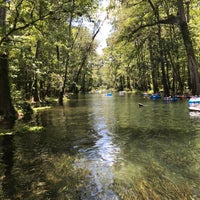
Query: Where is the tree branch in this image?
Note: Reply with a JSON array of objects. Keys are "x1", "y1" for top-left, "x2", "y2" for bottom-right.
[
  {"x1": 0, "y1": 11, "x2": 53, "y2": 45},
  {"x1": 0, "y1": 3, "x2": 71, "y2": 45},
  {"x1": 120, "y1": 15, "x2": 179, "y2": 42}
]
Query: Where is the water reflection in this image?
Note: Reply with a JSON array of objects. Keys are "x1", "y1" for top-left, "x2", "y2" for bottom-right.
[{"x1": 189, "y1": 111, "x2": 200, "y2": 118}]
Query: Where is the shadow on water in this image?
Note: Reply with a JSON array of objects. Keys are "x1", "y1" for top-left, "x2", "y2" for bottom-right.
[{"x1": 0, "y1": 94, "x2": 200, "y2": 199}]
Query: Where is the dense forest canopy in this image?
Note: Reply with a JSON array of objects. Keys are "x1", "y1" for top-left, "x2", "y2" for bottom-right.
[
  {"x1": 0, "y1": 0, "x2": 200, "y2": 122},
  {"x1": 104, "y1": 0, "x2": 200, "y2": 95}
]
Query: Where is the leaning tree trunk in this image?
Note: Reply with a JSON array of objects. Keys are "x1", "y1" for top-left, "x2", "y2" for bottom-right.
[{"x1": 177, "y1": 0, "x2": 200, "y2": 95}]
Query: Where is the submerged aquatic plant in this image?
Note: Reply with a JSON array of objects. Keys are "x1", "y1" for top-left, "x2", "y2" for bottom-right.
[
  {"x1": 45, "y1": 154, "x2": 91, "y2": 199},
  {"x1": 15, "y1": 125, "x2": 44, "y2": 134},
  {"x1": 113, "y1": 176, "x2": 193, "y2": 200},
  {"x1": 0, "y1": 143, "x2": 91, "y2": 200},
  {"x1": 113, "y1": 162, "x2": 195, "y2": 200},
  {"x1": 9, "y1": 153, "x2": 91, "y2": 200}
]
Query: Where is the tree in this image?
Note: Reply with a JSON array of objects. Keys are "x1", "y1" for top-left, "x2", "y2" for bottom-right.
[
  {"x1": 147, "y1": 0, "x2": 200, "y2": 95},
  {"x1": 176, "y1": 0, "x2": 200, "y2": 95},
  {"x1": 0, "y1": 0, "x2": 99, "y2": 120},
  {"x1": 105, "y1": 0, "x2": 200, "y2": 95},
  {"x1": 0, "y1": 0, "x2": 54, "y2": 122},
  {"x1": 0, "y1": 1, "x2": 17, "y2": 123}
]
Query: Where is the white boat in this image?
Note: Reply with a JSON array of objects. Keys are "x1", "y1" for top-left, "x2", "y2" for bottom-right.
[{"x1": 188, "y1": 97, "x2": 200, "y2": 111}]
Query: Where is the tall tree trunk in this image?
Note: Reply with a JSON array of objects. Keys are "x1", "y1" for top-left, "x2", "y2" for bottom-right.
[
  {"x1": 0, "y1": 3, "x2": 17, "y2": 124},
  {"x1": 58, "y1": 53, "x2": 69, "y2": 105},
  {"x1": 127, "y1": 76, "x2": 131, "y2": 90},
  {"x1": 58, "y1": 0, "x2": 74, "y2": 105},
  {"x1": 158, "y1": 30, "x2": 170, "y2": 96},
  {"x1": 0, "y1": 1, "x2": 6, "y2": 36},
  {"x1": 32, "y1": 76, "x2": 40, "y2": 102},
  {"x1": 177, "y1": 0, "x2": 200, "y2": 95},
  {"x1": 148, "y1": 37, "x2": 159, "y2": 93},
  {"x1": 0, "y1": 54, "x2": 17, "y2": 123},
  {"x1": 148, "y1": 0, "x2": 170, "y2": 96},
  {"x1": 118, "y1": 75, "x2": 124, "y2": 91},
  {"x1": 32, "y1": 40, "x2": 41, "y2": 102},
  {"x1": 80, "y1": 73, "x2": 86, "y2": 94}
]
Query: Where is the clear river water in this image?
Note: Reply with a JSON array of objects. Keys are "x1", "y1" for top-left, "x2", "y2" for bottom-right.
[{"x1": 0, "y1": 93, "x2": 200, "y2": 199}]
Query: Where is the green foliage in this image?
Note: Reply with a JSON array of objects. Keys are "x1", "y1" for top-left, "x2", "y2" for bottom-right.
[
  {"x1": 3, "y1": 0, "x2": 200, "y2": 102},
  {"x1": 0, "y1": 0, "x2": 100, "y2": 105},
  {"x1": 102, "y1": 0, "x2": 200, "y2": 94}
]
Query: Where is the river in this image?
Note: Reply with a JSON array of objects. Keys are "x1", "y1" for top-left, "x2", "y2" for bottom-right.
[{"x1": 0, "y1": 93, "x2": 200, "y2": 199}]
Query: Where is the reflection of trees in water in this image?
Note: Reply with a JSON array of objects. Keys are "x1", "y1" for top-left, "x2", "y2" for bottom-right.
[{"x1": 2, "y1": 135, "x2": 16, "y2": 198}]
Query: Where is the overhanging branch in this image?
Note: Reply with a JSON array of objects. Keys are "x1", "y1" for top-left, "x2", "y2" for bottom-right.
[{"x1": 120, "y1": 15, "x2": 179, "y2": 42}]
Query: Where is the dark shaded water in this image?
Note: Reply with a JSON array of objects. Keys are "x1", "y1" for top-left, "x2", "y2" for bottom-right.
[{"x1": 0, "y1": 93, "x2": 200, "y2": 199}]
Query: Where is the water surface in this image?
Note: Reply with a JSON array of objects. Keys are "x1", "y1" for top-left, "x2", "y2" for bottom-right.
[{"x1": 0, "y1": 93, "x2": 200, "y2": 199}]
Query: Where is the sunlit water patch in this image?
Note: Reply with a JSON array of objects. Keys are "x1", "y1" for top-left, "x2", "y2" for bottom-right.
[{"x1": 75, "y1": 95, "x2": 121, "y2": 199}]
